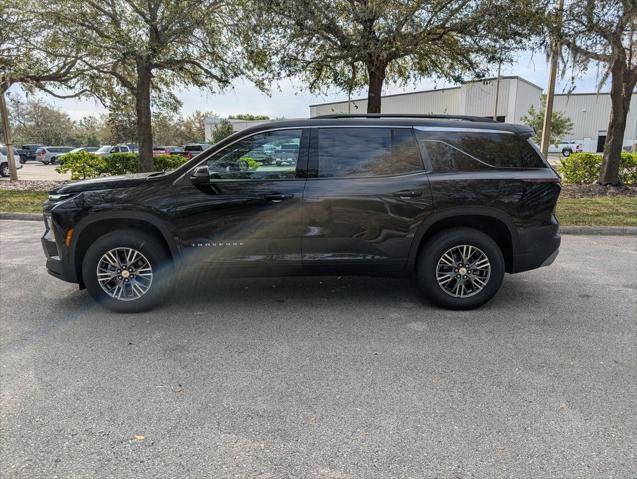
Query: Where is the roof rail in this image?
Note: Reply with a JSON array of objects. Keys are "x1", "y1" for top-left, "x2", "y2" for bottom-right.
[{"x1": 312, "y1": 113, "x2": 498, "y2": 123}]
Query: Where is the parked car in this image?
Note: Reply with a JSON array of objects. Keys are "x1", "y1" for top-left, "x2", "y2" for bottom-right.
[
  {"x1": 0, "y1": 146, "x2": 23, "y2": 177},
  {"x1": 42, "y1": 114, "x2": 561, "y2": 313},
  {"x1": 548, "y1": 141, "x2": 582, "y2": 157},
  {"x1": 153, "y1": 146, "x2": 192, "y2": 159},
  {"x1": 95, "y1": 145, "x2": 132, "y2": 157},
  {"x1": 183, "y1": 143, "x2": 211, "y2": 156},
  {"x1": 57, "y1": 147, "x2": 99, "y2": 162},
  {"x1": 36, "y1": 146, "x2": 74, "y2": 165},
  {"x1": 17, "y1": 144, "x2": 43, "y2": 163},
  {"x1": 68, "y1": 146, "x2": 99, "y2": 154}
]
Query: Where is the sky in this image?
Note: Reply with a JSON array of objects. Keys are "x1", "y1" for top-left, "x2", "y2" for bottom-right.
[{"x1": 8, "y1": 50, "x2": 608, "y2": 121}]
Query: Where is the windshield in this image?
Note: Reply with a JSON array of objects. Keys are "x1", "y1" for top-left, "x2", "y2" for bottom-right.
[{"x1": 96, "y1": 146, "x2": 112, "y2": 153}]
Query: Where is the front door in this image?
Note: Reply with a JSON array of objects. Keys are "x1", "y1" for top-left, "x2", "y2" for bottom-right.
[
  {"x1": 172, "y1": 128, "x2": 308, "y2": 275},
  {"x1": 302, "y1": 126, "x2": 433, "y2": 275}
]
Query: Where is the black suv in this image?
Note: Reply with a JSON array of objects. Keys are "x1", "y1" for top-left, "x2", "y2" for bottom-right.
[{"x1": 42, "y1": 115, "x2": 561, "y2": 312}]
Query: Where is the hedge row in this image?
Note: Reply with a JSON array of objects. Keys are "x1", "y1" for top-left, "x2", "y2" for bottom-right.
[
  {"x1": 56, "y1": 152, "x2": 188, "y2": 180},
  {"x1": 558, "y1": 152, "x2": 637, "y2": 185}
]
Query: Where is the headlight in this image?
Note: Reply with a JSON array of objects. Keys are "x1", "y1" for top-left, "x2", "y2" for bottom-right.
[{"x1": 48, "y1": 193, "x2": 74, "y2": 201}]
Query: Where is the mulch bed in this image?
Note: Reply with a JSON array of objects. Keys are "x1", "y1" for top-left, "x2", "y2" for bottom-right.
[{"x1": 560, "y1": 184, "x2": 637, "y2": 198}]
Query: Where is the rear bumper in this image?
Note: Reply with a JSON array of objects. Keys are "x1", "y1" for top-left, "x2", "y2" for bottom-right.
[{"x1": 511, "y1": 216, "x2": 561, "y2": 273}]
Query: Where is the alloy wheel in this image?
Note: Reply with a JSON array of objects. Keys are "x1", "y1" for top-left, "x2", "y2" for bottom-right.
[
  {"x1": 96, "y1": 247, "x2": 153, "y2": 301},
  {"x1": 435, "y1": 244, "x2": 491, "y2": 298}
]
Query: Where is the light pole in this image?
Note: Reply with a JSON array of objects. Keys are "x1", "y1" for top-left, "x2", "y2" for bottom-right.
[{"x1": 541, "y1": 0, "x2": 564, "y2": 157}]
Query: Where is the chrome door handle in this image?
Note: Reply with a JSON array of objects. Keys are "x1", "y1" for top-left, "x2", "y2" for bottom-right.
[
  {"x1": 393, "y1": 190, "x2": 422, "y2": 199},
  {"x1": 264, "y1": 193, "x2": 290, "y2": 203}
]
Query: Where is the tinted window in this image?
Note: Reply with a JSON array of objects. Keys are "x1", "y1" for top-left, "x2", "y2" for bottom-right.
[
  {"x1": 50, "y1": 147, "x2": 73, "y2": 153},
  {"x1": 317, "y1": 128, "x2": 422, "y2": 178},
  {"x1": 206, "y1": 129, "x2": 302, "y2": 180},
  {"x1": 520, "y1": 139, "x2": 547, "y2": 168},
  {"x1": 416, "y1": 130, "x2": 545, "y2": 172}
]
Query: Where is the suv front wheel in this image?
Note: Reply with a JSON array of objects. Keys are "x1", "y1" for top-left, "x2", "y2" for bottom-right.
[
  {"x1": 82, "y1": 229, "x2": 172, "y2": 313},
  {"x1": 417, "y1": 228, "x2": 505, "y2": 310}
]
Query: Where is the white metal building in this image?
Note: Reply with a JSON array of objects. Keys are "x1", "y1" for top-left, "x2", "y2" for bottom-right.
[
  {"x1": 309, "y1": 76, "x2": 637, "y2": 152},
  {"x1": 204, "y1": 117, "x2": 273, "y2": 142}
]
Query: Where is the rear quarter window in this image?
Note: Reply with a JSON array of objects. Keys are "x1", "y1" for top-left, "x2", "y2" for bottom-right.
[{"x1": 415, "y1": 129, "x2": 546, "y2": 172}]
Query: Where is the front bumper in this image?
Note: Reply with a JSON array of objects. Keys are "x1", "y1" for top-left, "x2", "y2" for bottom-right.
[
  {"x1": 41, "y1": 215, "x2": 77, "y2": 283},
  {"x1": 511, "y1": 216, "x2": 561, "y2": 273}
]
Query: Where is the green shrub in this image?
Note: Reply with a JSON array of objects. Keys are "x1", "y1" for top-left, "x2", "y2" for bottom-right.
[
  {"x1": 57, "y1": 152, "x2": 189, "y2": 179},
  {"x1": 106, "y1": 153, "x2": 138, "y2": 175},
  {"x1": 558, "y1": 152, "x2": 637, "y2": 185},
  {"x1": 56, "y1": 151, "x2": 108, "y2": 180},
  {"x1": 153, "y1": 154, "x2": 188, "y2": 171}
]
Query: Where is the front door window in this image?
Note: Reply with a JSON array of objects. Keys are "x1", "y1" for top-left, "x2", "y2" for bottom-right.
[{"x1": 206, "y1": 129, "x2": 303, "y2": 180}]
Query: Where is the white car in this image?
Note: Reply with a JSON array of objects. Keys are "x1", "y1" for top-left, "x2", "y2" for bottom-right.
[
  {"x1": 547, "y1": 141, "x2": 582, "y2": 157},
  {"x1": 95, "y1": 144, "x2": 132, "y2": 157},
  {"x1": 0, "y1": 146, "x2": 23, "y2": 177}
]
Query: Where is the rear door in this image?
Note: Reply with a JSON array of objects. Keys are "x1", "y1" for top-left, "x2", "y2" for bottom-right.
[
  {"x1": 171, "y1": 128, "x2": 309, "y2": 275},
  {"x1": 302, "y1": 126, "x2": 433, "y2": 274}
]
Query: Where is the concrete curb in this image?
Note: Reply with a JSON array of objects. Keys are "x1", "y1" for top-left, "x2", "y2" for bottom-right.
[
  {"x1": 560, "y1": 226, "x2": 637, "y2": 236},
  {"x1": 1, "y1": 212, "x2": 635, "y2": 235},
  {"x1": 0, "y1": 212, "x2": 42, "y2": 221}
]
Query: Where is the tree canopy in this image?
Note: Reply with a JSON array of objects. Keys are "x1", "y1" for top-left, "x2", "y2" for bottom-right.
[
  {"x1": 40, "y1": 0, "x2": 255, "y2": 170},
  {"x1": 257, "y1": 0, "x2": 548, "y2": 112}
]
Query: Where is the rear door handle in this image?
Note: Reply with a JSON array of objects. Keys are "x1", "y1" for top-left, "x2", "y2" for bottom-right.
[
  {"x1": 392, "y1": 190, "x2": 422, "y2": 199},
  {"x1": 264, "y1": 192, "x2": 292, "y2": 203}
]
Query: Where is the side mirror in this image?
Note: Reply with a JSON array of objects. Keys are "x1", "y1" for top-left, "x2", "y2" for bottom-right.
[{"x1": 190, "y1": 165, "x2": 210, "y2": 185}]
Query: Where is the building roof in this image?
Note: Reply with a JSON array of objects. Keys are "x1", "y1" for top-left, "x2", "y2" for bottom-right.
[{"x1": 309, "y1": 76, "x2": 544, "y2": 108}]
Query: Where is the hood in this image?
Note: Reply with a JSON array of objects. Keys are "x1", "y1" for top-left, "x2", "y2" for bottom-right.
[{"x1": 51, "y1": 172, "x2": 169, "y2": 195}]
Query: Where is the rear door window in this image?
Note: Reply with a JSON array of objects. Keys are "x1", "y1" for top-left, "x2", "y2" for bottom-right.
[
  {"x1": 316, "y1": 127, "x2": 423, "y2": 177},
  {"x1": 415, "y1": 129, "x2": 545, "y2": 172}
]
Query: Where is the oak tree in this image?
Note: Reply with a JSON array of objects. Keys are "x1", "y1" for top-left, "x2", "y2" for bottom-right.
[
  {"x1": 258, "y1": 0, "x2": 546, "y2": 113},
  {"x1": 559, "y1": 0, "x2": 637, "y2": 185},
  {"x1": 44, "y1": 0, "x2": 248, "y2": 171}
]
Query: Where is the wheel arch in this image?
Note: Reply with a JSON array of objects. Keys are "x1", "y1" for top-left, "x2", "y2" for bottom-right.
[
  {"x1": 70, "y1": 212, "x2": 179, "y2": 286},
  {"x1": 408, "y1": 208, "x2": 519, "y2": 273}
]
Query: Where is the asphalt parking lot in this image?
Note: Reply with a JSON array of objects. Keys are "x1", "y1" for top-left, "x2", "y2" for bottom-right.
[
  {"x1": 1, "y1": 220, "x2": 635, "y2": 478},
  {"x1": 0, "y1": 161, "x2": 71, "y2": 182}
]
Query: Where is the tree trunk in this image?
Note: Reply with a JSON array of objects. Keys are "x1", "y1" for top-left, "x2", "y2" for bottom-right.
[
  {"x1": 599, "y1": 58, "x2": 636, "y2": 185},
  {"x1": 366, "y1": 61, "x2": 386, "y2": 114},
  {"x1": 135, "y1": 61, "x2": 154, "y2": 173}
]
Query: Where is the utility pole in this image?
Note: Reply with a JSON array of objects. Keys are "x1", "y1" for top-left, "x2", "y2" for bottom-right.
[
  {"x1": 493, "y1": 61, "x2": 501, "y2": 121},
  {"x1": 0, "y1": 85, "x2": 18, "y2": 181},
  {"x1": 541, "y1": 0, "x2": 564, "y2": 157}
]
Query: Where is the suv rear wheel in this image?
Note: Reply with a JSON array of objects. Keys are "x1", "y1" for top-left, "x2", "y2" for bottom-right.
[
  {"x1": 82, "y1": 229, "x2": 172, "y2": 313},
  {"x1": 0, "y1": 163, "x2": 8, "y2": 177},
  {"x1": 417, "y1": 228, "x2": 505, "y2": 310}
]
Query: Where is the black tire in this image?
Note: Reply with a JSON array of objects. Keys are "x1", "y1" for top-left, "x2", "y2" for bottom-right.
[
  {"x1": 0, "y1": 163, "x2": 8, "y2": 177},
  {"x1": 50, "y1": 157, "x2": 57, "y2": 164},
  {"x1": 562, "y1": 148, "x2": 572, "y2": 157},
  {"x1": 82, "y1": 229, "x2": 173, "y2": 313},
  {"x1": 19, "y1": 157, "x2": 27, "y2": 164},
  {"x1": 416, "y1": 227, "x2": 505, "y2": 310},
  {"x1": 42, "y1": 161, "x2": 50, "y2": 165}
]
